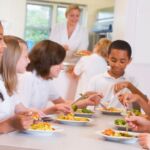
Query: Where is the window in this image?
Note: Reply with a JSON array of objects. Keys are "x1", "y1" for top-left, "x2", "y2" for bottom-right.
[
  {"x1": 56, "y1": 6, "x2": 67, "y2": 23},
  {"x1": 25, "y1": 3, "x2": 52, "y2": 48}
]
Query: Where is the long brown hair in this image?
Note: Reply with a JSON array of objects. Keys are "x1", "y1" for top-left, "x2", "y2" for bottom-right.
[{"x1": 0, "y1": 36, "x2": 22, "y2": 96}]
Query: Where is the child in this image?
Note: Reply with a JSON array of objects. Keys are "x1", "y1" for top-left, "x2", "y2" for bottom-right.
[
  {"x1": 87, "y1": 40, "x2": 143, "y2": 109},
  {"x1": 18, "y1": 40, "x2": 102, "y2": 114},
  {"x1": 0, "y1": 22, "x2": 33, "y2": 133},
  {"x1": 74, "y1": 38, "x2": 111, "y2": 99},
  {"x1": 0, "y1": 36, "x2": 31, "y2": 118}
]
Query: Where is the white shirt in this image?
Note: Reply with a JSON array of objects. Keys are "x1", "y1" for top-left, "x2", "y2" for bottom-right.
[
  {"x1": 50, "y1": 23, "x2": 89, "y2": 62},
  {"x1": 0, "y1": 79, "x2": 20, "y2": 120},
  {"x1": 74, "y1": 53, "x2": 107, "y2": 99},
  {"x1": 87, "y1": 71, "x2": 138, "y2": 108},
  {"x1": 17, "y1": 71, "x2": 60, "y2": 109}
]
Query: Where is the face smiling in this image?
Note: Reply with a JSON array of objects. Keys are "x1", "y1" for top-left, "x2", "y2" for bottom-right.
[
  {"x1": 66, "y1": 9, "x2": 80, "y2": 25},
  {"x1": 107, "y1": 49, "x2": 131, "y2": 78}
]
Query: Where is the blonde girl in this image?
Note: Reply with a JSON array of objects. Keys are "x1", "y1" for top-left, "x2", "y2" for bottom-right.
[{"x1": 0, "y1": 29, "x2": 33, "y2": 133}]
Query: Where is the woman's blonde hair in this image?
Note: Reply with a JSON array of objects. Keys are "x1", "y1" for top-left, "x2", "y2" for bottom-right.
[
  {"x1": 65, "y1": 4, "x2": 81, "y2": 16},
  {"x1": 0, "y1": 36, "x2": 22, "y2": 96},
  {"x1": 94, "y1": 38, "x2": 112, "y2": 60}
]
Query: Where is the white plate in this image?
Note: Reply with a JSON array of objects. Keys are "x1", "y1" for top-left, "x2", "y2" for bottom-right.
[
  {"x1": 100, "y1": 109, "x2": 122, "y2": 115},
  {"x1": 55, "y1": 117, "x2": 93, "y2": 126},
  {"x1": 96, "y1": 130, "x2": 138, "y2": 143},
  {"x1": 74, "y1": 112, "x2": 94, "y2": 118},
  {"x1": 115, "y1": 124, "x2": 132, "y2": 131},
  {"x1": 41, "y1": 114, "x2": 56, "y2": 121},
  {"x1": 23, "y1": 126, "x2": 63, "y2": 136}
]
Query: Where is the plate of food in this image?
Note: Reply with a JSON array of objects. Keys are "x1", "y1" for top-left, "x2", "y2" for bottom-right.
[
  {"x1": 100, "y1": 107, "x2": 122, "y2": 115},
  {"x1": 23, "y1": 122, "x2": 63, "y2": 136},
  {"x1": 74, "y1": 50, "x2": 91, "y2": 57},
  {"x1": 55, "y1": 114, "x2": 92, "y2": 126},
  {"x1": 121, "y1": 109, "x2": 142, "y2": 116},
  {"x1": 114, "y1": 119, "x2": 131, "y2": 131},
  {"x1": 96, "y1": 128, "x2": 138, "y2": 143},
  {"x1": 74, "y1": 108, "x2": 94, "y2": 118}
]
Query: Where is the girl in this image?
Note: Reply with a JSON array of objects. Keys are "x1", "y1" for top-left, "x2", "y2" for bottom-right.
[
  {"x1": 0, "y1": 22, "x2": 33, "y2": 133},
  {"x1": 74, "y1": 38, "x2": 111, "y2": 99},
  {"x1": 0, "y1": 36, "x2": 32, "y2": 117}
]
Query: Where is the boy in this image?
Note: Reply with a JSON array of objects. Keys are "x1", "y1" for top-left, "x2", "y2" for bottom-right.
[{"x1": 87, "y1": 40, "x2": 145, "y2": 109}]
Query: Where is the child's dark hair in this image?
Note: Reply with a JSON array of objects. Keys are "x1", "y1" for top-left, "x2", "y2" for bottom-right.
[
  {"x1": 108, "y1": 40, "x2": 132, "y2": 58},
  {"x1": 27, "y1": 40, "x2": 66, "y2": 78}
]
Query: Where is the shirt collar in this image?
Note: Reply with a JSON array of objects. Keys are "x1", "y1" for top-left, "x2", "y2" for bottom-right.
[{"x1": 103, "y1": 71, "x2": 128, "y2": 80}]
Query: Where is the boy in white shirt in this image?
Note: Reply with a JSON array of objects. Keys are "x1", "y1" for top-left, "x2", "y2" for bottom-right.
[{"x1": 88, "y1": 40, "x2": 146, "y2": 109}]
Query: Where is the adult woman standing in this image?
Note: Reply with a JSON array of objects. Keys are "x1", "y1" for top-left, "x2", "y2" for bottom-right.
[{"x1": 50, "y1": 4, "x2": 89, "y2": 63}]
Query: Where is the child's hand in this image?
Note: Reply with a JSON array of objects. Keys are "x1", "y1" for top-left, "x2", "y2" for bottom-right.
[
  {"x1": 77, "y1": 93, "x2": 103, "y2": 108},
  {"x1": 125, "y1": 116, "x2": 150, "y2": 132},
  {"x1": 139, "y1": 133, "x2": 150, "y2": 150},
  {"x1": 114, "y1": 81, "x2": 130, "y2": 93},
  {"x1": 54, "y1": 103, "x2": 72, "y2": 114},
  {"x1": 12, "y1": 111, "x2": 34, "y2": 130},
  {"x1": 87, "y1": 93, "x2": 103, "y2": 106},
  {"x1": 118, "y1": 93, "x2": 140, "y2": 107}
]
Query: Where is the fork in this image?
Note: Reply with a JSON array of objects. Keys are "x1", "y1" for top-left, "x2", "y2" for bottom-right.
[{"x1": 99, "y1": 102, "x2": 107, "y2": 110}]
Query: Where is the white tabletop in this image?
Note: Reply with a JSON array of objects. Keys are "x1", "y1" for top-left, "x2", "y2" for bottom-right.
[{"x1": 0, "y1": 113, "x2": 141, "y2": 150}]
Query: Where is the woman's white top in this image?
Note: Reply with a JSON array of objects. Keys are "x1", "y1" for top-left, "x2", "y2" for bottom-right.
[
  {"x1": 17, "y1": 71, "x2": 60, "y2": 109},
  {"x1": 0, "y1": 79, "x2": 20, "y2": 120},
  {"x1": 50, "y1": 23, "x2": 89, "y2": 62},
  {"x1": 87, "y1": 71, "x2": 138, "y2": 108},
  {"x1": 74, "y1": 53, "x2": 108, "y2": 99}
]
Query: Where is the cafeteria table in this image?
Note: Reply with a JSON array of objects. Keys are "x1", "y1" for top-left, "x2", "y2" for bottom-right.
[{"x1": 0, "y1": 113, "x2": 141, "y2": 150}]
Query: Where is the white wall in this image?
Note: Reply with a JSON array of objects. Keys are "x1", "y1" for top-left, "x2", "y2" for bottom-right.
[
  {"x1": 0, "y1": 0, "x2": 26, "y2": 37},
  {"x1": 113, "y1": 0, "x2": 150, "y2": 64},
  {"x1": 113, "y1": 0, "x2": 150, "y2": 97}
]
